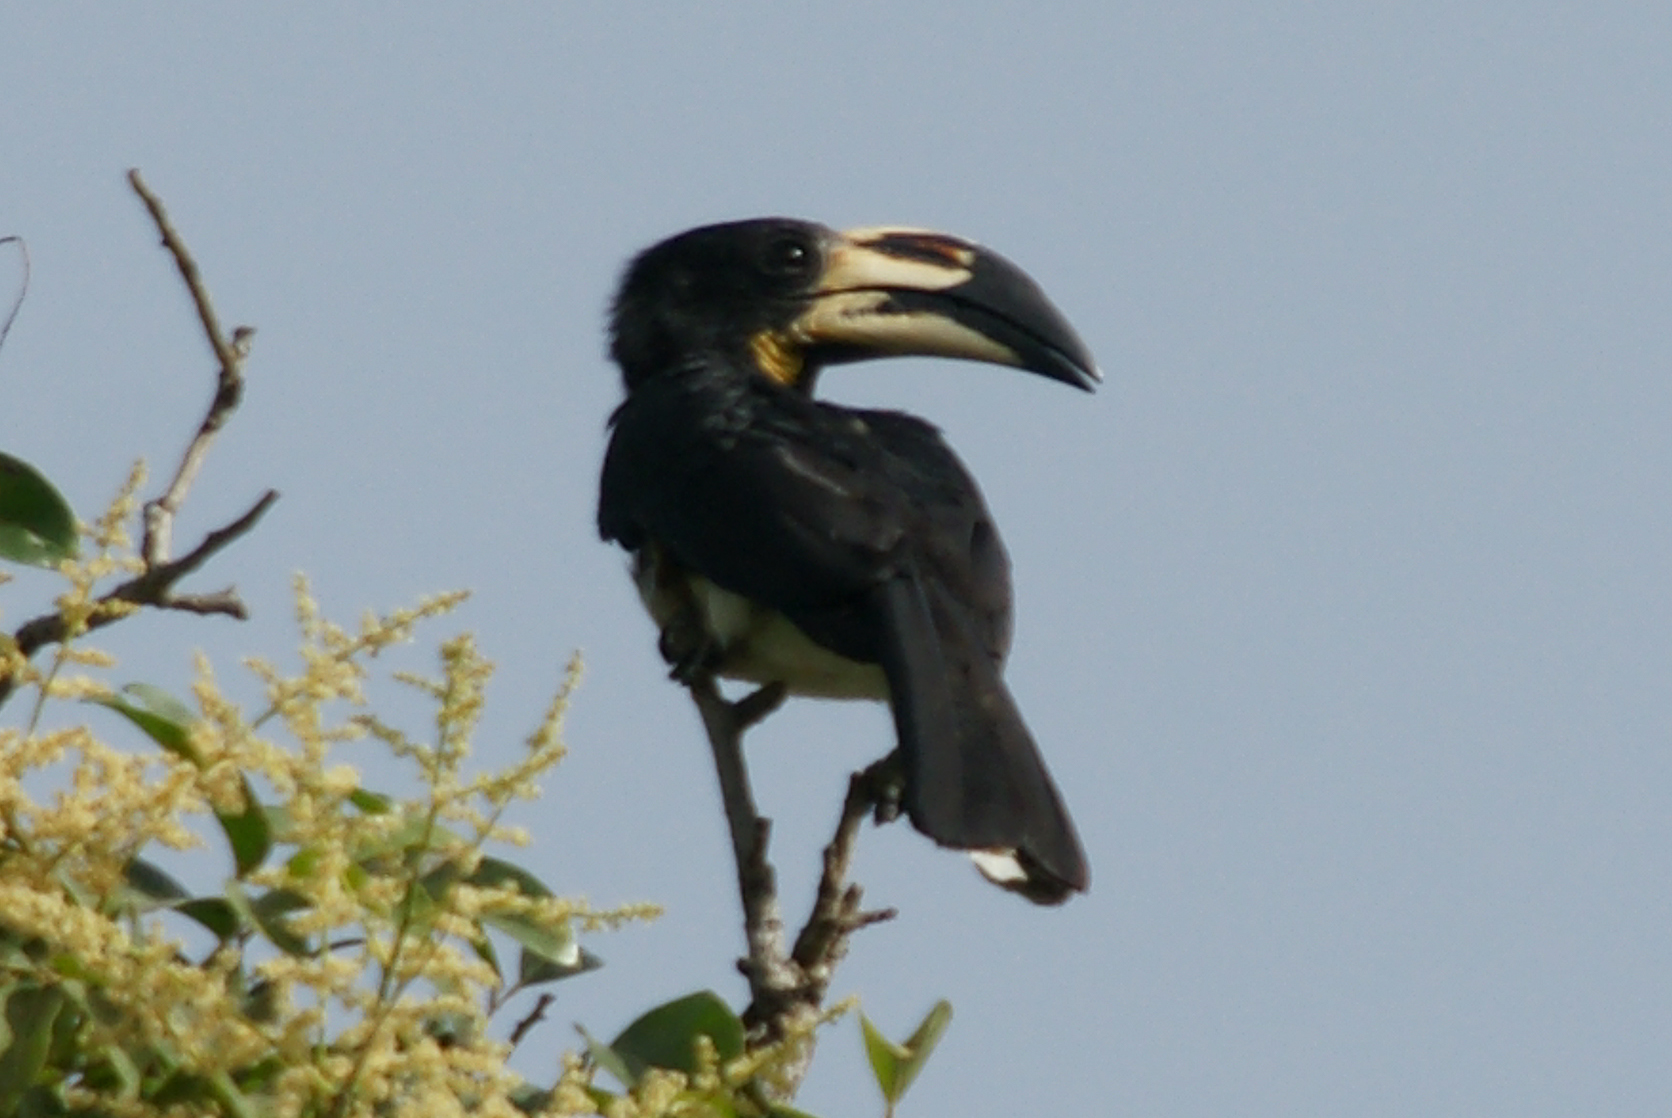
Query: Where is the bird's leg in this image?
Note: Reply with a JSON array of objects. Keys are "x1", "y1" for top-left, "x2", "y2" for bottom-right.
[
  {"x1": 857, "y1": 750, "x2": 906, "y2": 826},
  {"x1": 657, "y1": 598, "x2": 723, "y2": 684},
  {"x1": 637, "y1": 545, "x2": 725, "y2": 683},
  {"x1": 659, "y1": 626, "x2": 719, "y2": 683},
  {"x1": 730, "y1": 680, "x2": 786, "y2": 729}
]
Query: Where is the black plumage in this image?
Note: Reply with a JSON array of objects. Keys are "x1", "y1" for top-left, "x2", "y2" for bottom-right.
[{"x1": 598, "y1": 218, "x2": 1095, "y2": 902}]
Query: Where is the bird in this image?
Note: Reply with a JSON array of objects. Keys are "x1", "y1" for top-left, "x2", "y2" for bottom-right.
[{"x1": 597, "y1": 218, "x2": 1097, "y2": 903}]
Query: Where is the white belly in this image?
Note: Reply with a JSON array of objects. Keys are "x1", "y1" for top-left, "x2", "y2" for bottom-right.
[
  {"x1": 692, "y1": 578, "x2": 889, "y2": 700},
  {"x1": 633, "y1": 548, "x2": 887, "y2": 700}
]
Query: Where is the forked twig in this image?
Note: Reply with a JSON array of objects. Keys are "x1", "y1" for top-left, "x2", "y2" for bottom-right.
[
  {"x1": 684, "y1": 672, "x2": 897, "y2": 1080},
  {"x1": 0, "y1": 172, "x2": 276, "y2": 707}
]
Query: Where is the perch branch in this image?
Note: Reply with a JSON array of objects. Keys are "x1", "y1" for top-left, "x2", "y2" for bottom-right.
[
  {"x1": 683, "y1": 672, "x2": 897, "y2": 1071},
  {"x1": 687, "y1": 675, "x2": 798, "y2": 1016}
]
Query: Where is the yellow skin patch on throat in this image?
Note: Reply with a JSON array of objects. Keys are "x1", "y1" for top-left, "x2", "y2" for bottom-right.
[{"x1": 748, "y1": 330, "x2": 805, "y2": 387}]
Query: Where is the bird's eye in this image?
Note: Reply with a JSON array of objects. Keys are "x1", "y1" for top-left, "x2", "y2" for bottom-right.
[{"x1": 762, "y1": 235, "x2": 816, "y2": 278}]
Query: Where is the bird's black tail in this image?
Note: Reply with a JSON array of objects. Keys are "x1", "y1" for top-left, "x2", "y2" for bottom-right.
[{"x1": 876, "y1": 575, "x2": 1089, "y2": 904}]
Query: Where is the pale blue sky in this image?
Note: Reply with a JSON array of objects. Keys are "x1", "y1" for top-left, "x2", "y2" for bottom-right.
[{"x1": 5, "y1": 5, "x2": 1671, "y2": 1114}]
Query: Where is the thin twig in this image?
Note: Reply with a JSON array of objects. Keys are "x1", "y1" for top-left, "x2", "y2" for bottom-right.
[
  {"x1": 508, "y1": 993, "x2": 556, "y2": 1049},
  {"x1": 112, "y1": 487, "x2": 278, "y2": 612},
  {"x1": 791, "y1": 762, "x2": 899, "y2": 981},
  {"x1": 0, "y1": 235, "x2": 29, "y2": 356},
  {"x1": 127, "y1": 169, "x2": 254, "y2": 565},
  {"x1": 0, "y1": 490, "x2": 278, "y2": 707}
]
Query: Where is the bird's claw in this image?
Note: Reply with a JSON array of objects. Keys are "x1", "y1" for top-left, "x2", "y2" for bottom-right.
[
  {"x1": 659, "y1": 618, "x2": 720, "y2": 684},
  {"x1": 858, "y1": 753, "x2": 906, "y2": 825}
]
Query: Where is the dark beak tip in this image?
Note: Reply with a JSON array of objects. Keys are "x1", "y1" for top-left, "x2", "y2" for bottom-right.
[{"x1": 1054, "y1": 352, "x2": 1101, "y2": 392}]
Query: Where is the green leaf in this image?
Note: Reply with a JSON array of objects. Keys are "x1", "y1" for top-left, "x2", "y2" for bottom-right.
[
  {"x1": 149, "y1": 1069, "x2": 222, "y2": 1109},
  {"x1": 74, "y1": 1042, "x2": 142, "y2": 1095},
  {"x1": 91, "y1": 685, "x2": 272, "y2": 875},
  {"x1": 465, "y1": 855, "x2": 556, "y2": 897},
  {"x1": 175, "y1": 897, "x2": 241, "y2": 940},
  {"x1": 517, "y1": 944, "x2": 602, "y2": 987},
  {"x1": 394, "y1": 874, "x2": 439, "y2": 931},
  {"x1": 232, "y1": 1054, "x2": 286, "y2": 1094},
  {"x1": 241, "y1": 978, "x2": 279, "y2": 1024},
  {"x1": 0, "y1": 984, "x2": 65, "y2": 1114},
  {"x1": 860, "y1": 1000, "x2": 952, "y2": 1111},
  {"x1": 859, "y1": 1014, "x2": 897, "y2": 1100},
  {"x1": 899, "y1": 1000, "x2": 952, "y2": 1066},
  {"x1": 119, "y1": 857, "x2": 191, "y2": 909},
  {"x1": 207, "y1": 1067, "x2": 265, "y2": 1118},
  {"x1": 263, "y1": 803, "x2": 302, "y2": 845},
  {"x1": 348, "y1": 806, "x2": 463, "y2": 867},
  {"x1": 0, "y1": 452, "x2": 77, "y2": 567},
  {"x1": 226, "y1": 884, "x2": 311, "y2": 957},
  {"x1": 459, "y1": 856, "x2": 595, "y2": 982},
  {"x1": 120, "y1": 681, "x2": 196, "y2": 730},
  {"x1": 418, "y1": 861, "x2": 465, "y2": 900},
  {"x1": 468, "y1": 930, "x2": 502, "y2": 983},
  {"x1": 220, "y1": 801, "x2": 273, "y2": 878},
  {"x1": 508, "y1": 1083, "x2": 554, "y2": 1115},
  {"x1": 92, "y1": 686, "x2": 197, "y2": 763},
  {"x1": 609, "y1": 990, "x2": 745, "y2": 1081},
  {"x1": 43, "y1": 981, "x2": 87, "y2": 1074},
  {"x1": 250, "y1": 890, "x2": 313, "y2": 956},
  {"x1": 481, "y1": 910, "x2": 577, "y2": 970},
  {"x1": 348, "y1": 787, "x2": 393, "y2": 814},
  {"x1": 578, "y1": 1025, "x2": 636, "y2": 1090}
]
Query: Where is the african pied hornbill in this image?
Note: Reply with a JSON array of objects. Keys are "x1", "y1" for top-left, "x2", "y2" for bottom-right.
[{"x1": 598, "y1": 219, "x2": 1096, "y2": 903}]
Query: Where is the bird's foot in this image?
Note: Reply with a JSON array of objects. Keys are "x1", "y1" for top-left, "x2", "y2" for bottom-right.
[
  {"x1": 857, "y1": 752, "x2": 906, "y2": 826},
  {"x1": 659, "y1": 616, "x2": 721, "y2": 684}
]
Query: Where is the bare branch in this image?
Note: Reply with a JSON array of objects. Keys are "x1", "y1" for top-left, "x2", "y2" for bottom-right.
[
  {"x1": 1, "y1": 489, "x2": 278, "y2": 705},
  {"x1": 687, "y1": 676, "x2": 800, "y2": 1021},
  {"x1": 0, "y1": 175, "x2": 275, "y2": 708},
  {"x1": 116, "y1": 488, "x2": 279, "y2": 608},
  {"x1": 683, "y1": 671, "x2": 896, "y2": 1090},
  {"x1": 791, "y1": 762, "x2": 899, "y2": 982},
  {"x1": 127, "y1": 169, "x2": 255, "y2": 566}
]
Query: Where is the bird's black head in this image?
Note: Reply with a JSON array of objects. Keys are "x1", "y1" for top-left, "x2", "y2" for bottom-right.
[
  {"x1": 610, "y1": 219, "x2": 828, "y2": 390},
  {"x1": 609, "y1": 218, "x2": 1099, "y2": 394}
]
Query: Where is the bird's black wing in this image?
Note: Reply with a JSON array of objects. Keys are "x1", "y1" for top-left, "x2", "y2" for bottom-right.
[
  {"x1": 851, "y1": 408, "x2": 1015, "y2": 665},
  {"x1": 600, "y1": 369, "x2": 1087, "y2": 900},
  {"x1": 600, "y1": 372, "x2": 914, "y2": 655}
]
